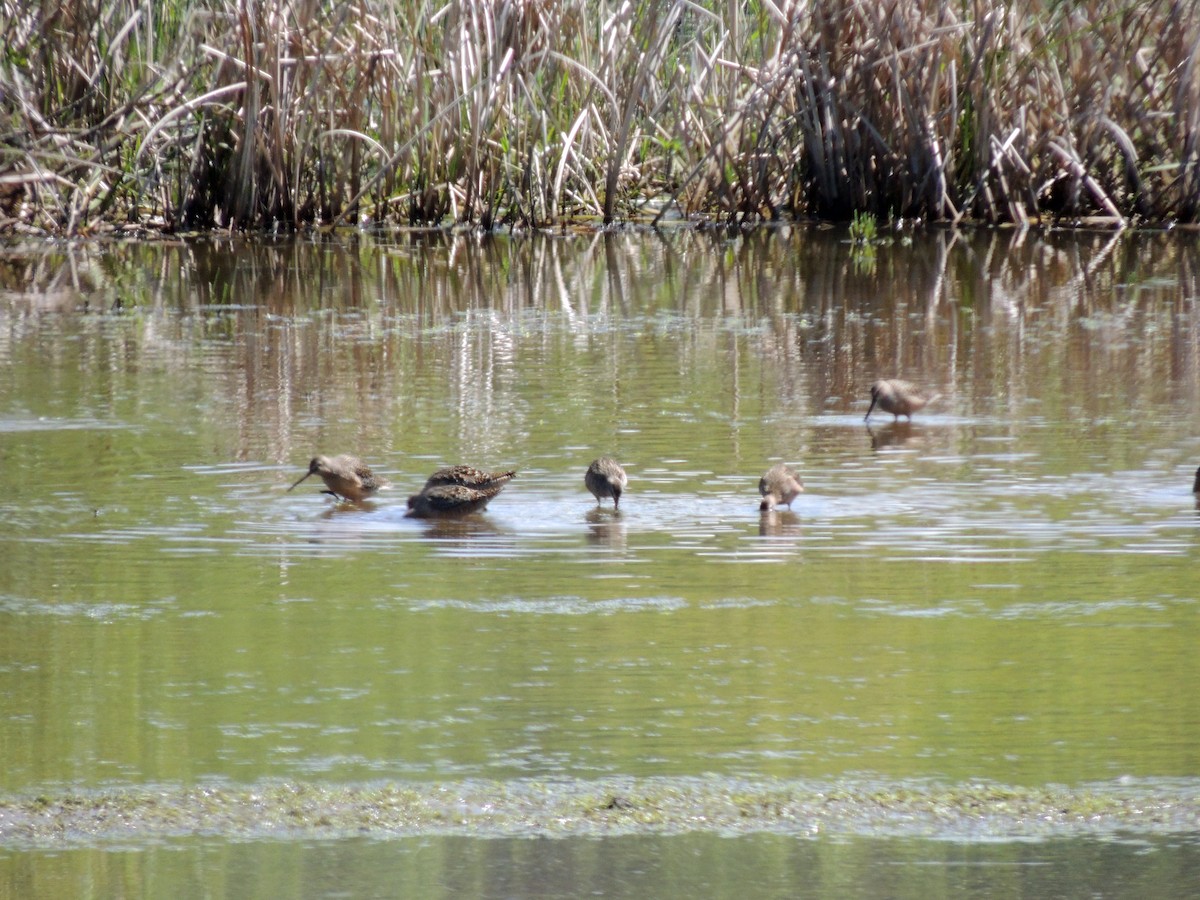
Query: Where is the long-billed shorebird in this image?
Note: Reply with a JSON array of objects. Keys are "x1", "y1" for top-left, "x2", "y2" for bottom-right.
[
  {"x1": 288, "y1": 454, "x2": 384, "y2": 502},
  {"x1": 405, "y1": 464, "x2": 516, "y2": 518},
  {"x1": 759, "y1": 463, "x2": 804, "y2": 511},
  {"x1": 585, "y1": 457, "x2": 628, "y2": 509},
  {"x1": 864, "y1": 379, "x2": 938, "y2": 421}
]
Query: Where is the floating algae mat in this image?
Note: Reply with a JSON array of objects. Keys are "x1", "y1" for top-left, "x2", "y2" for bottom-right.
[{"x1": 3, "y1": 778, "x2": 1200, "y2": 846}]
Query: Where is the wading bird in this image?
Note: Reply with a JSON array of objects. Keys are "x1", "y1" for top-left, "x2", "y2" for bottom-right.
[
  {"x1": 864, "y1": 379, "x2": 938, "y2": 421},
  {"x1": 585, "y1": 457, "x2": 628, "y2": 509},
  {"x1": 405, "y1": 465, "x2": 517, "y2": 518},
  {"x1": 421, "y1": 464, "x2": 516, "y2": 493},
  {"x1": 288, "y1": 454, "x2": 384, "y2": 502},
  {"x1": 406, "y1": 484, "x2": 501, "y2": 518},
  {"x1": 759, "y1": 463, "x2": 804, "y2": 512}
]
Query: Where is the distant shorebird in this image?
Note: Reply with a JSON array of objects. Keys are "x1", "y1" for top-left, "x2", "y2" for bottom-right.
[
  {"x1": 405, "y1": 464, "x2": 516, "y2": 518},
  {"x1": 288, "y1": 454, "x2": 384, "y2": 502},
  {"x1": 585, "y1": 457, "x2": 628, "y2": 509},
  {"x1": 1194, "y1": 467, "x2": 1200, "y2": 494},
  {"x1": 864, "y1": 379, "x2": 938, "y2": 421},
  {"x1": 759, "y1": 463, "x2": 804, "y2": 511}
]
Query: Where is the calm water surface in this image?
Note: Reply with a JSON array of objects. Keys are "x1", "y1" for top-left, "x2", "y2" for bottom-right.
[{"x1": 1, "y1": 228, "x2": 1199, "y2": 896}]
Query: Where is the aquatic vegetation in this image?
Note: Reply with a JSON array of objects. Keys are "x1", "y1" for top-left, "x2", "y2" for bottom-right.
[
  {"x1": 3, "y1": 778, "x2": 1199, "y2": 845},
  {"x1": 848, "y1": 210, "x2": 880, "y2": 272},
  {"x1": 1, "y1": 1, "x2": 1197, "y2": 234},
  {"x1": 848, "y1": 211, "x2": 878, "y2": 246}
]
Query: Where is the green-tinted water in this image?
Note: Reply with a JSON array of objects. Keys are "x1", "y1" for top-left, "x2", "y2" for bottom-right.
[
  {"x1": 4, "y1": 833, "x2": 1199, "y2": 899},
  {"x1": 1, "y1": 228, "x2": 1198, "y2": 895}
]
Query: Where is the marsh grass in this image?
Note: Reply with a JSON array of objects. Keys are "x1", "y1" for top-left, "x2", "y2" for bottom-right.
[{"x1": 1, "y1": 0, "x2": 1197, "y2": 234}]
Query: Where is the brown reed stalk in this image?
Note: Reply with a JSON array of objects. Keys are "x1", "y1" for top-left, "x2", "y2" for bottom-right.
[{"x1": 1, "y1": 0, "x2": 1198, "y2": 233}]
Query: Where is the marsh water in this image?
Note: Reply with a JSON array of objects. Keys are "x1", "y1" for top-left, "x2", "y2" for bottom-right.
[{"x1": 1, "y1": 227, "x2": 1199, "y2": 897}]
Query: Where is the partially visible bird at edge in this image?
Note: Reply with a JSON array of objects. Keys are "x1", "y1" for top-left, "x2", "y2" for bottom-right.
[
  {"x1": 864, "y1": 379, "x2": 939, "y2": 421},
  {"x1": 759, "y1": 463, "x2": 804, "y2": 512},
  {"x1": 288, "y1": 454, "x2": 385, "y2": 502},
  {"x1": 585, "y1": 457, "x2": 628, "y2": 509}
]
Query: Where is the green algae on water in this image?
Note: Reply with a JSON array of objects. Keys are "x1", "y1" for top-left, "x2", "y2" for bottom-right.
[{"x1": 3, "y1": 778, "x2": 1199, "y2": 847}]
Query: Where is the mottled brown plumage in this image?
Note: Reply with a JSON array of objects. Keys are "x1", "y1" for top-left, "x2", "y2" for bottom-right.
[
  {"x1": 406, "y1": 483, "x2": 498, "y2": 518},
  {"x1": 422, "y1": 464, "x2": 516, "y2": 493},
  {"x1": 865, "y1": 379, "x2": 938, "y2": 421},
  {"x1": 404, "y1": 463, "x2": 516, "y2": 518},
  {"x1": 759, "y1": 463, "x2": 804, "y2": 511},
  {"x1": 288, "y1": 454, "x2": 383, "y2": 502},
  {"x1": 585, "y1": 457, "x2": 628, "y2": 509}
]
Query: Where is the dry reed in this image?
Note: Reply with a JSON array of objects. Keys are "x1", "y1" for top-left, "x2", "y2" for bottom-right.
[{"x1": 0, "y1": 0, "x2": 1196, "y2": 234}]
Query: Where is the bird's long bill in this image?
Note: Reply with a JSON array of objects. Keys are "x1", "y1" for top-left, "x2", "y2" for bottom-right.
[
  {"x1": 864, "y1": 395, "x2": 878, "y2": 421},
  {"x1": 287, "y1": 471, "x2": 313, "y2": 492}
]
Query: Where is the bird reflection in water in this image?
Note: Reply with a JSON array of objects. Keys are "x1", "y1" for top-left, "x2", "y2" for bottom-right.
[
  {"x1": 866, "y1": 420, "x2": 921, "y2": 451},
  {"x1": 759, "y1": 508, "x2": 803, "y2": 537},
  {"x1": 414, "y1": 515, "x2": 501, "y2": 542},
  {"x1": 316, "y1": 499, "x2": 381, "y2": 518},
  {"x1": 585, "y1": 506, "x2": 627, "y2": 549}
]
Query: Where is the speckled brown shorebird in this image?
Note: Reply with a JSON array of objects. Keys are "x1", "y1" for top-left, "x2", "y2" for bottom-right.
[
  {"x1": 288, "y1": 454, "x2": 384, "y2": 502},
  {"x1": 406, "y1": 484, "x2": 501, "y2": 518},
  {"x1": 864, "y1": 379, "x2": 938, "y2": 421},
  {"x1": 404, "y1": 464, "x2": 517, "y2": 518},
  {"x1": 759, "y1": 463, "x2": 804, "y2": 511},
  {"x1": 421, "y1": 464, "x2": 517, "y2": 493},
  {"x1": 585, "y1": 457, "x2": 628, "y2": 509}
]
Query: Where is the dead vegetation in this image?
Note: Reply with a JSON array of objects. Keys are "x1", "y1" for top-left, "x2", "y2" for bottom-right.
[{"x1": 1, "y1": 0, "x2": 1196, "y2": 234}]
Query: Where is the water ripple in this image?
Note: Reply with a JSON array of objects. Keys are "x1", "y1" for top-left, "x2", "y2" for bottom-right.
[{"x1": 408, "y1": 596, "x2": 689, "y2": 615}]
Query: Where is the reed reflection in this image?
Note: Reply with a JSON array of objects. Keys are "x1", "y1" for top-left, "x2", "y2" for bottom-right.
[{"x1": 2, "y1": 228, "x2": 1198, "y2": 499}]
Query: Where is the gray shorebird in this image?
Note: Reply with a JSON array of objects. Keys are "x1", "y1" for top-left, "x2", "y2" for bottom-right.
[
  {"x1": 864, "y1": 379, "x2": 938, "y2": 421},
  {"x1": 288, "y1": 454, "x2": 383, "y2": 502},
  {"x1": 585, "y1": 457, "x2": 628, "y2": 509},
  {"x1": 759, "y1": 463, "x2": 804, "y2": 511}
]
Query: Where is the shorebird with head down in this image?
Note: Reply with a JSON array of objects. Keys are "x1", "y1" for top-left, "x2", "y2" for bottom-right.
[
  {"x1": 405, "y1": 465, "x2": 517, "y2": 518},
  {"x1": 759, "y1": 463, "x2": 804, "y2": 512},
  {"x1": 288, "y1": 454, "x2": 385, "y2": 502},
  {"x1": 585, "y1": 457, "x2": 628, "y2": 509},
  {"x1": 864, "y1": 379, "x2": 938, "y2": 421}
]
